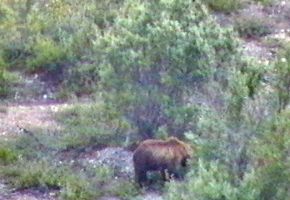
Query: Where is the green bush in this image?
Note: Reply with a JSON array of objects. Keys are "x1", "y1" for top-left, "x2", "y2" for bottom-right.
[
  {"x1": 27, "y1": 37, "x2": 67, "y2": 72},
  {"x1": 166, "y1": 158, "x2": 289, "y2": 200},
  {"x1": 275, "y1": 43, "x2": 290, "y2": 112},
  {"x1": 166, "y1": 161, "x2": 238, "y2": 200},
  {"x1": 190, "y1": 107, "x2": 228, "y2": 161},
  {"x1": 59, "y1": 165, "x2": 115, "y2": 200},
  {"x1": 97, "y1": 0, "x2": 244, "y2": 139},
  {"x1": 227, "y1": 71, "x2": 249, "y2": 121},
  {"x1": 0, "y1": 159, "x2": 63, "y2": 190},
  {"x1": 60, "y1": 173, "x2": 101, "y2": 200},
  {"x1": 247, "y1": 110, "x2": 290, "y2": 199},
  {"x1": 235, "y1": 17, "x2": 272, "y2": 39},
  {"x1": 205, "y1": 0, "x2": 242, "y2": 13},
  {"x1": 56, "y1": 102, "x2": 132, "y2": 148},
  {"x1": 107, "y1": 180, "x2": 139, "y2": 200},
  {"x1": 93, "y1": 166, "x2": 114, "y2": 184},
  {"x1": 0, "y1": 57, "x2": 8, "y2": 96},
  {"x1": 0, "y1": 1, "x2": 29, "y2": 68},
  {"x1": 236, "y1": 169, "x2": 261, "y2": 200},
  {"x1": 14, "y1": 160, "x2": 62, "y2": 189},
  {"x1": 0, "y1": 54, "x2": 20, "y2": 97},
  {"x1": 11, "y1": 132, "x2": 52, "y2": 160},
  {"x1": 0, "y1": 0, "x2": 124, "y2": 96},
  {"x1": 254, "y1": 0, "x2": 276, "y2": 6},
  {"x1": 0, "y1": 156, "x2": 116, "y2": 199},
  {"x1": 61, "y1": 61, "x2": 99, "y2": 97},
  {"x1": 0, "y1": 148, "x2": 17, "y2": 165}
]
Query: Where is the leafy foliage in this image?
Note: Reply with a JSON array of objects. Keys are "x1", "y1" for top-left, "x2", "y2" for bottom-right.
[
  {"x1": 0, "y1": 0, "x2": 125, "y2": 95},
  {"x1": 246, "y1": 110, "x2": 290, "y2": 200},
  {"x1": 235, "y1": 17, "x2": 272, "y2": 39},
  {"x1": 97, "y1": 0, "x2": 244, "y2": 139},
  {"x1": 0, "y1": 148, "x2": 17, "y2": 165},
  {"x1": 56, "y1": 102, "x2": 132, "y2": 148},
  {"x1": 254, "y1": 0, "x2": 276, "y2": 6},
  {"x1": 60, "y1": 61, "x2": 99, "y2": 97},
  {"x1": 0, "y1": 56, "x2": 8, "y2": 97},
  {"x1": 205, "y1": 0, "x2": 242, "y2": 13},
  {"x1": 275, "y1": 44, "x2": 290, "y2": 112},
  {"x1": 26, "y1": 37, "x2": 67, "y2": 72},
  {"x1": 166, "y1": 161, "x2": 238, "y2": 200}
]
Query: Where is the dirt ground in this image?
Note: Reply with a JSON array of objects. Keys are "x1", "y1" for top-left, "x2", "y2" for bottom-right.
[{"x1": 0, "y1": 103, "x2": 67, "y2": 137}]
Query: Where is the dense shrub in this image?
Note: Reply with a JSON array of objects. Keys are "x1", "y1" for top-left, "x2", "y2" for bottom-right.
[
  {"x1": 13, "y1": 160, "x2": 62, "y2": 189},
  {"x1": 107, "y1": 180, "x2": 139, "y2": 199},
  {"x1": 60, "y1": 61, "x2": 99, "y2": 97},
  {"x1": 0, "y1": 57, "x2": 8, "y2": 96},
  {"x1": 166, "y1": 161, "x2": 238, "y2": 200},
  {"x1": 275, "y1": 43, "x2": 290, "y2": 112},
  {"x1": 60, "y1": 173, "x2": 101, "y2": 200},
  {"x1": 248, "y1": 110, "x2": 290, "y2": 199},
  {"x1": 26, "y1": 37, "x2": 67, "y2": 72},
  {"x1": 0, "y1": 0, "x2": 125, "y2": 95},
  {"x1": 235, "y1": 17, "x2": 272, "y2": 39},
  {"x1": 165, "y1": 90, "x2": 290, "y2": 199},
  {"x1": 0, "y1": 148, "x2": 17, "y2": 165},
  {"x1": 254, "y1": 0, "x2": 276, "y2": 6},
  {"x1": 56, "y1": 102, "x2": 132, "y2": 148},
  {"x1": 97, "y1": 0, "x2": 246, "y2": 139},
  {"x1": 0, "y1": 54, "x2": 20, "y2": 97},
  {"x1": 205, "y1": 0, "x2": 242, "y2": 13}
]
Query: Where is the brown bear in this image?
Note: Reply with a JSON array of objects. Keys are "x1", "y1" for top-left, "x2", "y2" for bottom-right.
[{"x1": 133, "y1": 137, "x2": 192, "y2": 186}]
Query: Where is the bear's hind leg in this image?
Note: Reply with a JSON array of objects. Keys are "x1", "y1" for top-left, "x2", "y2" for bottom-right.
[{"x1": 135, "y1": 169, "x2": 147, "y2": 187}]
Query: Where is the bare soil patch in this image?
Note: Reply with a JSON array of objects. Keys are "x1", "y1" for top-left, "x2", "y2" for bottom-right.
[{"x1": 0, "y1": 102, "x2": 70, "y2": 138}]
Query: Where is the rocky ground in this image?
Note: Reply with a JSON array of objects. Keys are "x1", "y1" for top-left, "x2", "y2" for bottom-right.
[
  {"x1": 0, "y1": 103, "x2": 161, "y2": 199},
  {"x1": 0, "y1": 146, "x2": 162, "y2": 200},
  {"x1": 216, "y1": 1, "x2": 290, "y2": 61}
]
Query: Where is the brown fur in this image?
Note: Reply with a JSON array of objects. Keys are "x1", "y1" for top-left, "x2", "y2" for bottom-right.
[{"x1": 133, "y1": 137, "x2": 192, "y2": 186}]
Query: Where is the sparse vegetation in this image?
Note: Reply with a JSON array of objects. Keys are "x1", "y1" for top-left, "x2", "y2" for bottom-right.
[{"x1": 0, "y1": 133, "x2": 136, "y2": 199}]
